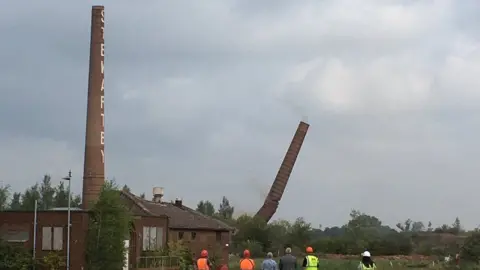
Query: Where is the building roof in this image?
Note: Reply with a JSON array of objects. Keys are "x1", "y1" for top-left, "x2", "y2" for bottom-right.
[
  {"x1": 49, "y1": 207, "x2": 83, "y2": 211},
  {"x1": 120, "y1": 190, "x2": 233, "y2": 232}
]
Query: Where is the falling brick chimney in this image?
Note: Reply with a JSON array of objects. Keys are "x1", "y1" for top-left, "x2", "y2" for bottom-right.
[
  {"x1": 82, "y1": 6, "x2": 106, "y2": 210},
  {"x1": 254, "y1": 121, "x2": 310, "y2": 222}
]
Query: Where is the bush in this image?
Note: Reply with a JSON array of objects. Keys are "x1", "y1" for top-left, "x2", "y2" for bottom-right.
[
  {"x1": 42, "y1": 252, "x2": 65, "y2": 270},
  {"x1": 0, "y1": 240, "x2": 33, "y2": 270},
  {"x1": 462, "y1": 232, "x2": 480, "y2": 264},
  {"x1": 167, "y1": 240, "x2": 194, "y2": 268}
]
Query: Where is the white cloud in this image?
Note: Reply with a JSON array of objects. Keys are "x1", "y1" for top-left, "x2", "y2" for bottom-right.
[
  {"x1": 284, "y1": 54, "x2": 435, "y2": 112},
  {"x1": 437, "y1": 37, "x2": 480, "y2": 101},
  {"x1": 282, "y1": 34, "x2": 480, "y2": 113}
]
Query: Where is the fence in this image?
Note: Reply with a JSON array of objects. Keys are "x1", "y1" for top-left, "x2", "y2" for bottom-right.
[{"x1": 135, "y1": 255, "x2": 181, "y2": 270}]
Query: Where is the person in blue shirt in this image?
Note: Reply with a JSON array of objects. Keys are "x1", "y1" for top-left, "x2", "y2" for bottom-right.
[{"x1": 262, "y1": 252, "x2": 278, "y2": 270}]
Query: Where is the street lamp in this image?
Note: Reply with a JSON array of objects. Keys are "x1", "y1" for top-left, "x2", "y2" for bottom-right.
[{"x1": 62, "y1": 170, "x2": 72, "y2": 270}]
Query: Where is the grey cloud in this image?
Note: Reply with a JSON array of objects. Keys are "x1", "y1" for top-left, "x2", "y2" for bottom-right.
[{"x1": 2, "y1": 0, "x2": 480, "y2": 229}]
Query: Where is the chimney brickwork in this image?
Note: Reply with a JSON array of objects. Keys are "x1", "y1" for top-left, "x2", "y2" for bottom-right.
[
  {"x1": 255, "y1": 121, "x2": 310, "y2": 222},
  {"x1": 82, "y1": 6, "x2": 105, "y2": 209}
]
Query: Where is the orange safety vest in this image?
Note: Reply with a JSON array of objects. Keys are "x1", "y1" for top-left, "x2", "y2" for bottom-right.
[
  {"x1": 197, "y1": 258, "x2": 210, "y2": 270},
  {"x1": 240, "y1": 258, "x2": 255, "y2": 270}
]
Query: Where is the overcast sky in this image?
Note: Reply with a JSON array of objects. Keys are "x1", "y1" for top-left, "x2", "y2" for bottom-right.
[{"x1": 2, "y1": 0, "x2": 480, "y2": 229}]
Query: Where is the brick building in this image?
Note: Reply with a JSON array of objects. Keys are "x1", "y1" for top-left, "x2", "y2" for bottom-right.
[
  {"x1": 0, "y1": 189, "x2": 232, "y2": 270},
  {"x1": 122, "y1": 189, "x2": 233, "y2": 262},
  {"x1": 0, "y1": 209, "x2": 90, "y2": 268}
]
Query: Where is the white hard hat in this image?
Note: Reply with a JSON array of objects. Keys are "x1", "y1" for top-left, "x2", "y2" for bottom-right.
[{"x1": 362, "y1": 251, "x2": 371, "y2": 257}]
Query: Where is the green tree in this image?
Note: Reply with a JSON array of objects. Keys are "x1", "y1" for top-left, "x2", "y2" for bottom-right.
[
  {"x1": 396, "y1": 219, "x2": 412, "y2": 232},
  {"x1": 39, "y1": 175, "x2": 55, "y2": 210},
  {"x1": 396, "y1": 219, "x2": 424, "y2": 232},
  {"x1": 0, "y1": 185, "x2": 10, "y2": 210},
  {"x1": 71, "y1": 194, "x2": 81, "y2": 208},
  {"x1": 343, "y1": 210, "x2": 394, "y2": 254},
  {"x1": 53, "y1": 181, "x2": 69, "y2": 207},
  {"x1": 288, "y1": 217, "x2": 312, "y2": 249},
  {"x1": 233, "y1": 214, "x2": 270, "y2": 252},
  {"x1": 347, "y1": 209, "x2": 382, "y2": 229},
  {"x1": 20, "y1": 184, "x2": 40, "y2": 210},
  {"x1": 85, "y1": 180, "x2": 132, "y2": 270},
  {"x1": 217, "y1": 196, "x2": 234, "y2": 220},
  {"x1": 451, "y1": 217, "x2": 462, "y2": 235},
  {"x1": 53, "y1": 181, "x2": 81, "y2": 208},
  {"x1": 196, "y1": 200, "x2": 215, "y2": 216},
  {"x1": 411, "y1": 221, "x2": 425, "y2": 232},
  {"x1": 268, "y1": 219, "x2": 291, "y2": 254},
  {"x1": 9, "y1": 192, "x2": 21, "y2": 210}
]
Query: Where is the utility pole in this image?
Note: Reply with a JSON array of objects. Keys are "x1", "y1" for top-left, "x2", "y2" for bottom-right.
[
  {"x1": 62, "y1": 170, "x2": 72, "y2": 270},
  {"x1": 33, "y1": 200, "x2": 38, "y2": 270}
]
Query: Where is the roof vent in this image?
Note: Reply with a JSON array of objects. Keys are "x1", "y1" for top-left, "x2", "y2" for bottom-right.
[
  {"x1": 174, "y1": 198, "x2": 183, "y2": 207},
  {"x1": 152, "y1": 187, "x2": 164, "y2": 203}
]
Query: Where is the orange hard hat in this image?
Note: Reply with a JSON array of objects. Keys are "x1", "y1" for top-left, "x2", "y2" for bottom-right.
[
  {"x1": 201, "y1": 250, "x2": 208, "y2": 257},
  {"x1": 243, "y1": 249, "x2": 251, "y2": 257},
  {"x1": 306, "y1": 246, "x2": 313, "y2": 253}
]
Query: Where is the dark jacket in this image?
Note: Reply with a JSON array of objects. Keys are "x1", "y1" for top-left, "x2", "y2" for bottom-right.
[{"x1": 279, "y1": 254, "x2": 297, "y2": 270}]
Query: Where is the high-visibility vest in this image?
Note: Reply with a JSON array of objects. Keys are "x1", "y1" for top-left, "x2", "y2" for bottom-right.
[
  {"x1": 240, "y1": 258, "x2": 255, "y2": 270},
  {"x1": 361, "y1": 263, "x2": 375, "y2": 270},
  {"x1": 305, "y1": 255, "x2": 318, "y2": 270},
  {"x1": 197, "y1": 258, "x2": 209, "y2": 270}
]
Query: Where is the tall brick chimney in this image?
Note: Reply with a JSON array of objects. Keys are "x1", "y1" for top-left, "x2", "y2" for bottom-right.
[
  {"x1": 255, "y1": 121, "x2": 310, "y2": 222},
  {"x1": 82, "y1": 6, "x2": 105, "y2": 209}
]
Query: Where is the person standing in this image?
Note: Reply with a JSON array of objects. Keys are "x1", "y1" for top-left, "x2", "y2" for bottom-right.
[
  {"x1": 262, "y1": 252, "x2": 277, "y2": 270},
  {"x1": 240, "y1": 249, "x2": 255, "y2": 270},
  {"x1": 279, "y1": 247, "x2": 297, "y2": 270},
  {"x1": 196, "y1": 250, "x2": 213, "y2": 270},
  {"x1": 302, "y1": 247, "x2": 319, "y2": 270},
  {"x1": 357, "y1": 251, "x2": 376, "y2": 270}
]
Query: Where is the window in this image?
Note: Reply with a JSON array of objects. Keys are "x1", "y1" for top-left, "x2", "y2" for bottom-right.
[
  {"x1": 42, "y1": 226, "x2": 64, "y2": 251},
  {"x1": 0, "y1": 230, "x2": 29, "y2": 243},
  {"x1": 216, "y1": 232, "x2": 222, "y2": 242},
  {"x1": 142, "y1": 226, "x2": 163, "y2": 251},
  {"x1": 191, "y1": 232, "x2": 196, "y2": 240},
  {"x1": 53, "y1": 227, "x2": 63, "y2": 250},
  {"x1": 178, "y1": 232, "x2": 184, "y2": 240},
  {"x1": 42, "y1": 227, "x2": 52, "y2": 250}
]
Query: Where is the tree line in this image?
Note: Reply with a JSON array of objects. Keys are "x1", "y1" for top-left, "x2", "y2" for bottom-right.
[
  {"x1": 0, "y1": 174, "x2": 81, "y2": 211},
  {"x1": 195, "y1": 198, "x2": 468, "y2": 257},
  {"x1": 0, "y1": 178, "x2": 475, "y2": 260}
]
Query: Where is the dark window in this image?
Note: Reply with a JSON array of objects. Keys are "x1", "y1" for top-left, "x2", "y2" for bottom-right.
[
  {"x1": 191, "y1": 232, "x2": 197, "y2": 240},
  {"x1": 216, "y1": 232, "x2": 221, "y2": 242},
  {"x1": 178, "y1": 231, "x2": 184, "y2": 240}
]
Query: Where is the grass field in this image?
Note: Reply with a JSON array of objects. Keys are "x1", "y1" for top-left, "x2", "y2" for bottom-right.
[{"x1": 227, "y1": 257, "x2": 445, "y2": 270}]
